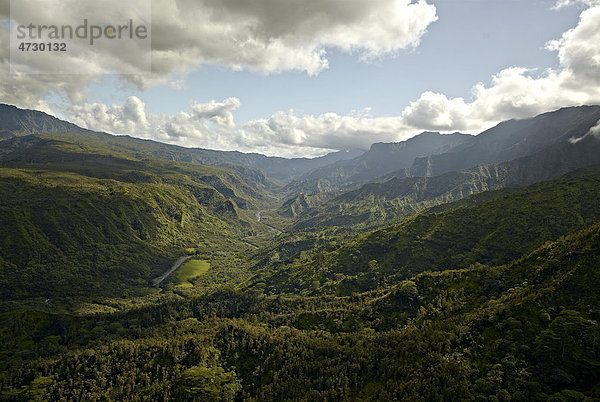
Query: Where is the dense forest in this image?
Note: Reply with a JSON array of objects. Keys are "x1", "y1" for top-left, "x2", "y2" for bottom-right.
[{"x1": 1, "y1": 105, "x2": 599, "y2": 400}]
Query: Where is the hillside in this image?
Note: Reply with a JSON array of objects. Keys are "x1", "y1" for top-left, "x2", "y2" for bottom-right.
[
  {"x1": 0, "y1": 135, "x2": 275, "y2": 308},
  {"x1": 1, "y1": 222, "x2": 598, "y2": 400},
  {"x1": 289, "y1": 133, "x2": 600, "y2": 230},
  {"x1": 248, "y1": 166, "x2": 600, "y2": 295},
  {"x1": 1, "y1": 105, "x2": 600, "y2": 400},
  {"x1": 0, "y1": 135, "x2": 272, "y2": 209},
  {"x1": 0, "y1": 104, "x2": 362, "y2": 183},
  {"x1": 285, "y1": 131, "x2": 472, "y2": 193}
]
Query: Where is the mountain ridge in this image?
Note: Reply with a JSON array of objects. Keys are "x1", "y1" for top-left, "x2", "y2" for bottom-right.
[
  {"x1": 286, "y1": 132, "x2": 600, "y2": 230},
  {"x1": 284, "y1": 105, "x2": 600, "y2": 195},
  {"x1": 408, "y1": 105, "x2": 600, "y2": 177},
  {"x1": 0, "y1": 103, "x2": 363, "y2": 183},
  {"x1": 284, "y1": 131, "x2": 473, "y2": 194},
  {"x1": 0, "y1": 104, "x2": 92, "y2": 140},
  {"x1": 1, "y1": 104, "x2": 600, "y2": 400}
]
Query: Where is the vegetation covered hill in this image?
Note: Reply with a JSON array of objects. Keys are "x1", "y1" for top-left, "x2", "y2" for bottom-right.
[
  {"x1": 0, "y1": 135, "x2": 272, "y2": 208},
  {"x1": 248, "y1": 166, "x2": 600, "y2": 296},
  {"x1": 0, "y1": 135, "x2": 277, "y2": 308},
  {"x1": 1, "y1": 104, "x2": 599, "y2": 400},
  {"x1": 1, "y1": 222, "x2": 599, "y2": 400},
  {"x1": 289, "y1": 134, "x2": 600, "y2": 230}
]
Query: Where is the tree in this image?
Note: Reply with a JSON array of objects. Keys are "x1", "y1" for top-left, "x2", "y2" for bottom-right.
[{"x1": 176, "y1": 365, "x2": 241, "y2": 401}]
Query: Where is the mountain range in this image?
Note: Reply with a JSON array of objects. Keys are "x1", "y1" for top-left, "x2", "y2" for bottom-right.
[
  {"x1": 0, "y1": 104, "x2": 362, "y2": 184},
  {"x1": 284, "y1": 105, "x2": 600, "y2": 195},
  {"x1": 285, "y1": 131, "x2": 472, "y2": 193},
  {"x1": 1, "y1": 103, "x2": 599, "y2": 400}
]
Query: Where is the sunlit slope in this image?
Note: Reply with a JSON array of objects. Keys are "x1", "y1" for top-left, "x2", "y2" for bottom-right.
[{"x1": 248, "y1": 166, "x2": 600, "y2": 295}]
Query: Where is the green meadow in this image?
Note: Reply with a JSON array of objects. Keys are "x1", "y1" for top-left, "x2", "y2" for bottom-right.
[{"x1": 177, "y1": 259, "x2": 210, "y2": 284}]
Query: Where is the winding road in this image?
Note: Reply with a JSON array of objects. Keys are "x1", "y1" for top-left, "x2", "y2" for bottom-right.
[
  {"x1": 243, "y1": 240, "x2": 259, "y2": 249},
  {"x1": 152, "y1": 256, "x2": 192, "y2": 286},
  {"x1": 263, "y1": 222, "x2": 282, "y2": 235}
]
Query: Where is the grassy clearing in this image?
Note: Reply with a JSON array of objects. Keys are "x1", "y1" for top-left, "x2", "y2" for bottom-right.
[{"x1": 177, "y1": 259, "x2": 210, "y2": 283}]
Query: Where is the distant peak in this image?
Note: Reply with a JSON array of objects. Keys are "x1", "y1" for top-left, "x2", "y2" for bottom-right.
[{"x1": 368, "y1": 131, "x2": 470, "y2": 151}]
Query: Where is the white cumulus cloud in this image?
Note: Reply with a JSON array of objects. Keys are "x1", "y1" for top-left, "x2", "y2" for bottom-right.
[
  {"x1": 552, "y1": 0, "x2": 600, "y2": 10},
  {"x1": 0, "y1": 0, "x2": 438, "y2": 109},
  {"x1": 65, "y1": 3, "x2": 600, "y2": 158},
  {"x1": 7, "y1": 1, "x2": 600, "y2": 158},
  {"x1": 67, "y1": 98, "x2": 418, "y2": 157},
  {"x1": 399, "y1": 4, "x2": 600, "y2": 134},
  {"x1": 68, "y1": 96, "x2": 249, "y2": 151},
  {"x1": 240, "y1": 110, "x2": 413, "y2": 152}
]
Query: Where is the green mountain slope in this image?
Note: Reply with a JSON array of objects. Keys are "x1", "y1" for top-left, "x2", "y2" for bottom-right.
[
  {"x1": 1, "y1": 223, "x2": 598, "y2": 400},
  {"x1": 0, "y1": 135, "x2": 273, "y2": 208},
  {"x1": 248, "y1": 166, "x2": 600, "y2": 295},
  {"x1": 0, "y1": 136, "x2": 276, "y2": 306},
  {"x1": 290, "y1": 135, "x2": 600, "y2": 231},
  {"x1": 0, "y1": 103, "x2": 362, "y2": 183}
]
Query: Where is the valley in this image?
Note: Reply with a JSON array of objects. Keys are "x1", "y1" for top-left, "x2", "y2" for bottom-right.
[{"x1": 0, "y1": 104, "x2": 599, "y2": 400}]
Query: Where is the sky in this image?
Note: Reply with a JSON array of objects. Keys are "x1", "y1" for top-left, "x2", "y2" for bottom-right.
[{"x1": 1, "y1": 0, "x2": 600, "y2": 157}]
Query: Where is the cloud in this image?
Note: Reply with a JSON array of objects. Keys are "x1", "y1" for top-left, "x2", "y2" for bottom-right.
[
  {"x1": 66, "y1": 4, "x2": 600, "y2": 158},
  {"x1": 8, "y1": 1, "x2": 600, "y2": 158},
  {"x1": 68, "y1": 96, "x2": 150, "y2": 134},
  {"x1": 569, "y1": 118, "x2": 600, "y2": 143},
  {"x1": 240, "y1": 110, "x2": 413, "y2": 152},
  {"x1": 547, "y1": 5, "x2": 600, "y2": 83},
  {"x1": 1, "y1": 0, "x2": 149, "y2": 108},
  {"x1": 1, "y1": 0, "x2": 437, "y2": 109},
  {"x1": 68, "y1": 96, "x2": 250, "y2": 151},
  {"x1": 591, "y1": 120, "x2": 600, "y2": 136},
  {"x1": 191, "y1": 98, "x2": 240, "y2": 129},
  {"x1": 168, "y1": 80, "x2": 187, "y2": 90},
  {"x1": 400, "y1": 4, "x2": 600, "y2": 134},
  {"x1": 67, "y1": 97, "x2": 417, "y2": 157},
  {"x1": 149, "y1": 0, "x2": 437, "y2": 75},
  {"x1": 552, "y1": 0, "x2": 600, "y2": 10},
  {"x1": 402, "y1": 92, "x2": 471, "y2": 131}
]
